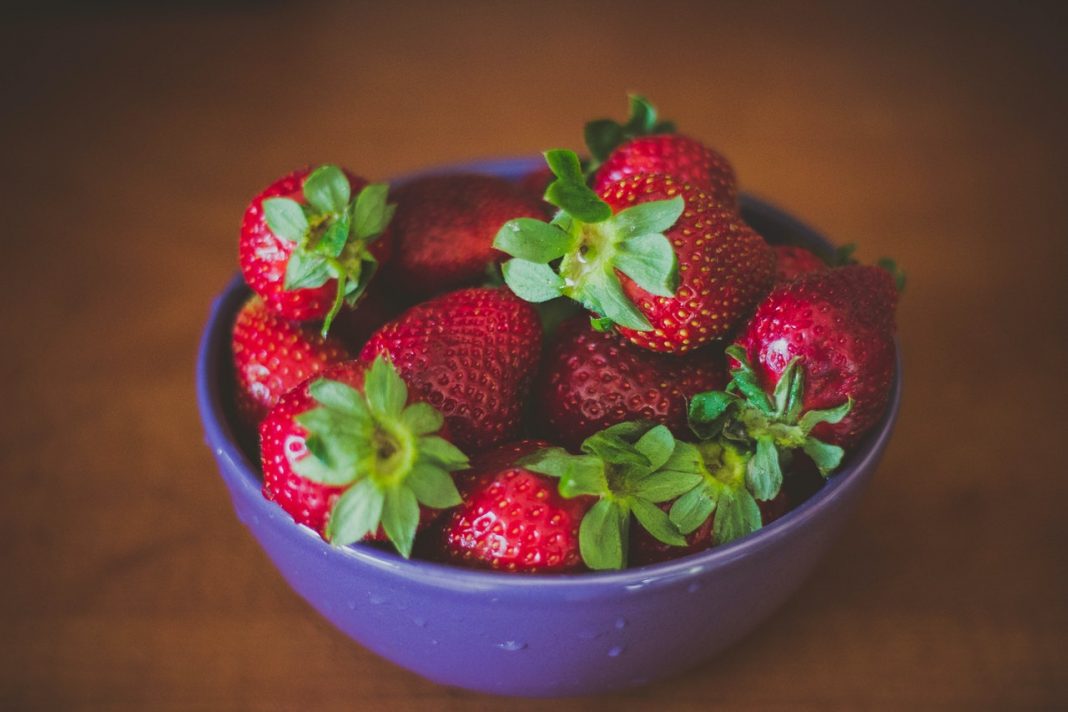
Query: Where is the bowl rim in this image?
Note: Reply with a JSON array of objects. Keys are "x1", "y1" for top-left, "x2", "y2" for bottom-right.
[{"x1": 197, "y1": 156, "x2": 902, "y2": 590}]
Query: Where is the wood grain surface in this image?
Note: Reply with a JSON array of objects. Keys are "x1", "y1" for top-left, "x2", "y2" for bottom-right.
[{"x1": 2, "y1": 1, "x2": 1066, "y2": 708}]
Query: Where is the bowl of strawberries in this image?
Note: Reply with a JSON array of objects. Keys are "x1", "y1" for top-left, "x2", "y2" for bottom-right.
[{"x1": 197, "y1": 97, "x2": 902, "y2": 697}]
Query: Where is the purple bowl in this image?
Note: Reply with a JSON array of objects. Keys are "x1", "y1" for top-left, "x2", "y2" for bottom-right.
[{"x1": 197, "y1": 157, "x2": 901, "y2": 697}]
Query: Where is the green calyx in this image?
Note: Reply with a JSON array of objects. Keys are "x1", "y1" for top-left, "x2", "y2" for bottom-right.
[
  {"x1": 687, "y1": 346, "x2": 853, "y2": 502},
  {"x1": 262, "y1": 165, "x2": 396, "y2": 336},
  {"x1": 494, "y1": 149, "x2": 683, "y2": 332},
  {"x1": 664, "y1": 440, "x2": 764, "y2": 546},
  {"x1": 287, "y1": 356, "x2": 467, "y2": 557},
  {"x1": 519, "y1": 422, "x2": 702, "y2": 570},
  {"x1": 584, "y1": 94, "x2": 676, "y2": 174}
]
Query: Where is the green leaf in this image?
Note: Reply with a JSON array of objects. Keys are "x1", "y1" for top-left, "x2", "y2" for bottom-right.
[
  {"x1": 363, "y1": 356, "x2": 408, "y2": 418},
  {"x1": 633, "y1": 424, "x2": 676, "y2": 471},
  {"x1": 747, "y1": 437, "x2": 783, "y2": 501},
  {"x1": 631, "y1": 470, "x2": 704, "y2": 503},
  {"x1": 352, "y1": 183, "x2": 394, "y2": 240},
  {"x1": 581, "y1": 431, "x2": 650, "y2": 469},
  {"x1": 417, "y1": 436, "x2": 469, "y2": 469},
  {"x1": 501, "y1": 259, "x2": 565, "y2": 303},
  {"x1": 381, "y1": 486, "x2": 420, "y2": 558},
  {"x1": 263, "y1": 197, "x2": 308, "y2": 242},
  {"x1": 584, "y1": 119, "x2": 624, "y2": 163},
  {"x1": 303, "y1": 165, "x2": 351, "y2": 214},
  {"x1": 670, "y1": 486, "x2": 716, "y2": 535},
  {"x1": 544, "y1": 149, "x2": 585, "y2": 183},
  {"x1": 713, "y1": 489, "x2": 762, "y2": 545},
  {"x1": 290, "y1": 438, "x2": 362, "y2": 486},
  {"x1": 307, "y1": 379, "x2": 371, "y2": 421},
  {"x1": 611, "y1": 196, "x2": 685, "y2": 240},
  {"x1": 623, "y1": 94, "x2": 658, "y2": 135},
  {"x1": 877, "y1": 257, "x2": 907, "y2": 292},
  {"x1": 614, "y1": 232, "x2": 679, "y2": 298},
  {"x1": 406, "y1": 463, "x2": 463, "y2": 509},
  {"x1": 493, "y1": 218, "x2": 575, "y2": 263},
  {"x1": 558, "y1": 458, "x2": 609, "y2": 499},
  {"x1": 688, "y1": 391, "x2": 736, "y2": 439},
  {"x1": 802, "y1": 437, "x2": 846, "y2": 477},
  {"x1": 726, "y1": 345, "x2": 774, "y2": 415},
  {"x1": 630, "y1": 497, "x2": 686, "y2": 547},
  {"x1": 583, "y1": 273, "x2": 652, "y2": 331},
  {"x1": 659, "y1": 440, "x2": 706, "y2": 476},
  {"x1": 518, "y1": 447, "x2": 573, "y2": 478},
  {"x1": 798, "y1": 398, "x2": 853, "y2": 434},
  {"x1": 326, "y1": 479, "x2": 384, "y2": 546},
  {"x1": 283, "y1": 250, "x2": 333, "y2": 291},
  {"x1": 545, "y1": 180, "x2": 612, "y2": 224},
  {"x1": 772, "y1": 358, "x2": 801, "y2": 418},
  {"x1": 579, "y1": 499, "x2": 626, "y2": 570},
  {"x1": 317, "y1": 211, "x2": 352, "y2": 258},
  {"x1": 399, "y1": 402, "x2": 443, "y2": 436}
]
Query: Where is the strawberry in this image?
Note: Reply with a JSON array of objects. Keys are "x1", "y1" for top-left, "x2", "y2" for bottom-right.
[
  {"x1": 773, "y1": 245, "x2": 828, "y2": 284},
  {"x1": 584, "y1": 95, "x2": 737, "y2": 209},
  {"x1": 686, "y1": 264, "x2": 899, "y2": 503},
  {"x1": 239, "y1": 165, "x2": 395, "y2": 333},
  {"x1": 386, "y1": 173, "x2": 548, "y2": 299},
  {"x1": 518, "y1": 422, "x2": 705, "y2": 570},
  {"x1": 437, "y1": 440, "x2": 594, "y2": 573},
  {"x1": 537, "y1": 316, "x2": 727, "y2": 449},
  {"x1": 494, "y1": 150, "x2": 774, "y2": 353},
  {"x1": 259, "y1": 357, "x2": 468, "y2": 556},
  {"x1": 358, "y1": 287, "x2": 542, "y2": 453},
  {"x1": 231, "y1": 296, "x2": 353, "y2": 427}
]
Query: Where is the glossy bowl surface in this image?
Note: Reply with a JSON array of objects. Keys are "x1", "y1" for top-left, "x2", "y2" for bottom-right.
[{"x1": 197, "y1": 157, "x2": 901, "y2": 697}]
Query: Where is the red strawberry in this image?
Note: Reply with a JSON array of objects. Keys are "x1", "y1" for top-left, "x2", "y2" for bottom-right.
[
  {"x1": 359, "y1": 287, "x2": 542, "y2": 453},
  {"x1": 387, "y1": 174, "x2": 548, "y2": 299},
  {"x1": 231, "y1": 296, "x2": 353, "y2": 427},
  {"x1": 538, "y1": 316, "x2": 727, "y2": 450},
  {"x1": 593, "y1": 134, "x2": 738, "y2": 210},
  {"x1": 495, "y1": 150, "x2": 774, "y2": 354},
  {"x1": 438, "y1": 440, "x2": 594, "y2": 573},
  {"x1": 773, "y1": 245, "x2": 828, "y2": 284},
  {"x1": 239, "y1": 165, "x2": 394, "y2": 332},
  {"x1": 685, "y1": 264, "x2": 899, "y2": 505},
  {"x1": 259, "y1": 357, "x2": 469, "y2": 556}
]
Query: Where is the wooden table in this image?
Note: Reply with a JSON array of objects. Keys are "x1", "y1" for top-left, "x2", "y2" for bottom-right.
[{"x1": 3, "y1": 1, "x2": 1065, "y2": 708}]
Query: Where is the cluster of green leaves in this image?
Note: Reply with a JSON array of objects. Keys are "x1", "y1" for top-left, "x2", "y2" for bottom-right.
[
  {"x1": 289, "y1": 356, "x2": 466, "y2": 557},
  {"x1": 584, "y1": 94, "x2": 676, "y2": 174},
  {"x1": 262, "y1": 165, "x2": 395, "y2": 335},
  {"x1": 493, "y1": 149, "x2": 683, "y2": 332},
  {"x1": 520, "y1": 422, "x2": 705, "y2": 570},
  {"x1": 688, "y1": 346, "x2": 852, "y2": 503}
]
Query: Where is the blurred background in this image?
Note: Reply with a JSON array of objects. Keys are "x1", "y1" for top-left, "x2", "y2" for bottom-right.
[{"x1": 2, "y1": 0, "x2": 1066, "y2": 708}]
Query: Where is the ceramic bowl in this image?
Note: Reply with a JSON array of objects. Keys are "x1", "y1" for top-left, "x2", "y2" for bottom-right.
[{"x1": 197, "y1": 157, "x2": 901, "y2": 697}]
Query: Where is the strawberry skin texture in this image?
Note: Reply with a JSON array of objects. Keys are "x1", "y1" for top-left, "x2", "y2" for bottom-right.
[
  {"x1": 439, "y1": 441, "x2": 594, "y2": 573},
  {"x1": 388, "y1": 174, "x2": 548, "y2": 298},
  {"x1": 239, "y1": 167, "x2": 392, "y2": 322},
  {"x1": 600, "y1": 174, "x2": 775, "y2": 353},
  {"x1": 773, "y1": 245, "x2": 828, "y2": 284},
  {"x1": 359, "y1": 288, "x2": 542, "y2": 453},
  {"x1": 538, "y1": 317, "x2": 727, "y2": 450},
  {"x1": 232, "y1": 296, "x2": 352, "y2": 427},
  {"x1": 593, "y1": 134, "x2": 738, "y2": 209},
  {"x1": 737, "y1": 265, "x2": 898, "y2": 447},
  {"x1": 259, "y1": 363, "x2": 367, "y2": 532}
]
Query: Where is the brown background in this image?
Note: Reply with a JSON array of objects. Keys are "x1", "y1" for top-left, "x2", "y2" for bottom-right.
[{"x1": 3, "y1": 0, "x2": 1066, "y2": 709}]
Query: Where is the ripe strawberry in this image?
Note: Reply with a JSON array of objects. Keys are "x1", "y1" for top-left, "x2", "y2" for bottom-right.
[
  {"x1": 494, "y1": 150, "x2": 774, "y2": 353},
  {"x1": 438, "y1": 440, "x2": 594, "y2": 573},
  {"x1": 231, "y1": 296, "x2": 352, "y2": 427},
  {"x1": 537, "y1": 316, "x2": 727, "y2": 449},
  {"x1": 259, "y1": 357, "x2": 468, "y2": 556},
  {"x1": 583, "y1": 96, "x2": 736, "y2": 208},
  {"x1": 773, "y1": 244, "x2": 828, "y2": 284},
  {"x1": 239, "y1": 165, "x2": 395, "y2": 333},
  {"x1": 387, "y1": 174, "x2": 548, "y2": 299},
  {"x1": 358, "y1": 287, "x2": 542, "y2": 453},
  {"x1": 593, "y1": 135, "x2": 738, "y2": 210},
  {"x1": 686, "y1": 264, "x2": 899, "y2": 503}
]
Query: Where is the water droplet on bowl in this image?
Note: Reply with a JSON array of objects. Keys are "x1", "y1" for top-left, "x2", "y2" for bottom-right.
[
  {"x1": 346, "y1": 600, "x2": 356, "y2": 610},
  {"x1": 577, "y1": 629, "x2": 607, "y2": 640},
  {"x1": 497, "y1": 640, "x2": 527, "y2": 652},
  {"x1": 412, "y1": 617, "x2": 427, "y2": 628},
  {"x1": 688, "y1": 582, "x2": 701, "y2": 593},
  {"x1": 607, "y1": 645, "x2": 625, "y2": 658},
  {"x1": 614, "y1": 617, "x2": 627, "y2": 630},
  {"x1": 369, "y1": 595, "x2": 385, "y2": 606}
]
